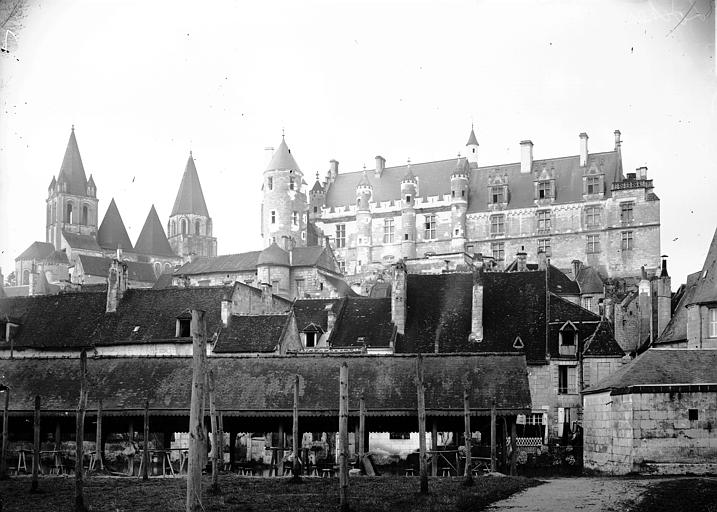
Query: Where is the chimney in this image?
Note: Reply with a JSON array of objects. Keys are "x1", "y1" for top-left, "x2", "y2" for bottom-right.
[
  {"x1": 116, "y1": 245, "x2": 123, "y2": 261},
  {"x1": 221, "y1": 290, "x2": 232, "y2": 327},
  {"x1": 260, "y1": 282, "x2": 273, "y2": 314},
  {"x1": 636, "y1": 166, "x2": 648, "y2": 179},
  {"x1": 327, "y1": 306, "x2": 336, "y2": 332},
  {"x1": 638, "y1": 266, "x2": 652, "y2": 348},
  {"x1": 537, "y1": 250, "x2": 547, "y2": 271},
  {"x1": 604, "y1": 297, "x2": 614, "y2": 322},
  {"x1": 328, "y1": 159, "x2": 339, "y2": 183},
  {"x1": 614, "y1": 130, "x2": 621, "y2": 150},
  {"x1": 375, "y1": 155, "x2": 385, "y2": 177},
  {"x1": 106, "y1": 258, "x2": 128, "y2": 313},
  {"x1": 657, "y1": 255, "x2": 672, "y2": 338},
  {"x1": 469, "y1": 266, "x2": 484, "y2": 343},
  {"x1": 571, "y1": 259, "x2": 582, "y2": 281},
  {"x1": 520, "y1": 140, "x2": 533, "y2": 174},
  {"x1": 579, "y1": 132, "x2": 589, "y2": 167},
  {"x1": 391, "y1": 259, "x2": 408, "y2": 335},
  {"x1": 516, "y1": 248, "x2": 528, "y2": 272}
]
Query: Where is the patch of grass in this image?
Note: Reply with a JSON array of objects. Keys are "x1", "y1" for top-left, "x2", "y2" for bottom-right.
[
  {"x1": 628, "y1": 477, "x2": 717, "y2": 512},
  {"x1": 0, "y1": 474, "x2": 541, "y2": 511}
]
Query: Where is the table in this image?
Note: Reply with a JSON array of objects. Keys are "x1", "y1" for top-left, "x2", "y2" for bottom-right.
[
  {"x1": 427, "y1": 450, "x2": 460, "y2": 476},
  {"x1": 137, "y1": 449, "x2": 183, "y2": 477}
]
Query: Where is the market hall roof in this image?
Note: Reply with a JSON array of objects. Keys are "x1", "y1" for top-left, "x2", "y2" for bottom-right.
[
  {"x1": 170, "y1": 153, "x2": 210, "y2": 217},
  {"x1": 97, "y1": 198, "x2": 134, "y2": 252},
  {"x1": 0, "y1": 353, "x2": 531, "y2": 416}
]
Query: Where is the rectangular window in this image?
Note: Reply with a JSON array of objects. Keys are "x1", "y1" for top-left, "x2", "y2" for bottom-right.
[
  {"x1": 271, "y1": 210, "x2": 276, "y2": 224},
  {"x1": 289, "y1": 177, "x2": 295, "y2": 190},
  {"x1": 537, "y1": 181, "x2": 551, "y2": 199},
  {"x1": 491, "y1": 186, "x2": 505, "y2": 204},
  {"x1": 337, "y1": 260, "x2": 346, "y2": 274},
  {"x1": 292, "y1": 211, "x2": 298, "y2": 226},
  {"x1": 424, "y1": 214, "x2": 436, "y2": 239},
  {"x1": 537, "y1": 210, "x2": 551, "y2": 232},
  {"x1": 267, "y1": 177, "x2": 273, "y2": 191},
  {"x1": 586, "y1": 176, "x2": 600, "y2": 195},
  {"x1": 383, "y1": 218, "x2": 395, "y2": 243},
  {"x1": 491, "y1": 241, "x2": 505, "y2": 261},
  {"x1": 558, "y1": 366, "x2": 578, "y2": 394},
  {"x1": 272, "y1": 280, "x2": 280, "y2": 294},
  {"x1": 538, "y1": 238, "x2": 551, "y2": 256},
  {"x1": 620, "y1": 202, "x2": 634, "y2": 224},
  {"x1": 305, "y1": 332, "x2": 316, "y2": 348},
  {"x1": 586, "y1": 234, "x2": 600, "y2": 253},
  {"x1": 490, "y1": 214, "x2": 505, "y2": 235},
  {"x1": 709, "y1": 308, "x2": 717, "y2": 338},
  {"x1": 582, "y1": 296, "x2": 593, "y2": 311},
  {"x1": 176, "y1": 318, "x2": 191, "y2": 338},
  {"x1": 585, "y1": 206, "x2": 601, "y2": 227},
  {"x1": 313, "y1": 206, "x2": 318, "y2": 213},
  {"x1": 335, "y1": 224, "x2": 346, "y2": 248},
  {"x1": 405, "y1": 195, "x2": 412, "y2": 204},
  {"x1": 621, "y1": 231, "x2": 634, "y2": 251}
]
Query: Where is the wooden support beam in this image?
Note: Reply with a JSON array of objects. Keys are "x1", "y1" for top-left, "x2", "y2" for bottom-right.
[
  {"x1": 463, "y1": 388, "x2": 473, "y2": 486},
  {"x1": 208, "y1": 369, "x2": 219, "y2": 493},
  {"x1": 187, "y1": 310, "x2": 207, "y2": 512},
  {"x1": 142, "y1": 400, "x2": 150, "y2": 481},
  {"x1": 431, "y1": 421, "x2": 438, "y2": 477},
  {"x1": 502, "y1": 417, "x2": 508, "y2": 472},
  {"x1": 229, "y1": 432, "x2": 236, "y2": 471},
  {"x1": 218, "y1": 413, "x2": 224, "y2": 473},
  {"x1": 338, "y1": 362, "x2": 349, "y2": 512},
  {"x1": 75, "y1": 350, "x2": 88, "y2": 512},
  {"x1": 510, "y1": 420, "x2": 517, "y2": 476},
  {"x1": 358, "y1": 396, "x2": 365, "y2": 463},
  {"x1": 1, "y1": 387, "x2": 9, "y2": 479},
  {"x1": 292, "y1": 375, "x2": 301, "y2": 480},
  {"x1": 96, "y1": 399, "x2": 103, "y2": 471},
  {"x1": 416, "y1": 354, "x2": 428, "y2": 494},
  {"x1": 31, "y1": 395, "x2": 40, "y2": 492},
  {"x1": 490, "y1": 399, "x2": 496, "y2": 473},
  {"x1": 128, "y1": 422, "x2": 134, "y2": 476}
]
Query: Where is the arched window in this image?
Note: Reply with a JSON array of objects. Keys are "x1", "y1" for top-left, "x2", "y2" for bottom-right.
[
  {"x1": 66, "y1": 203, "x2": 73, "y2": 223},
  {"x1": 181, "y1": 218, "x2": 187, "y2": 235},
  {"x1": 195, "y1": 220, "x2": 201, "y2": 235},
  {"x1": 82, "y1": 205, "x2": 89, "y2": 225},
  {"x1": 164, "y1": 263, "x2": 172, "y2": 273},
  {"x1": 170, "y1": 220, "x2": 176, "y2": 236},
  {"x1": 153, "y1": 262, "x2": 161, "y2": 277},
  {"x1": 206, "y1": 219, "x2": 212, "y2": 236},
  {"x1": 22, "y1": 269, "x2": 30, "y2": 285}
]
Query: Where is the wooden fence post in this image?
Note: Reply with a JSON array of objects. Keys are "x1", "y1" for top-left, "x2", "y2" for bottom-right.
[
  {"x1": 31, "y1": 395, "x2": 40, "y2": 491},
  {"x1": 416, "y1": 354, "x2": 428, "y2": 494},
  {"x1": 431, "y1": 421, "x2": 438, "y2": 477},
  {"x1": 490, "y1": 399, "x2": 496, "y2": 473},
  {"x1": 338, "y1": 362, "x2": 349, "y2": 512},
  {"x1": 75, "y1": 350, "x2": 88, "y2": 512},
  {"x1": 510, "y1": 420, "x2": 517, "y2": 476},
  {"x1": 1, "y1": 386, "x2": 9, "y2": 480},
  {"x1": 292, "y1": 374, "x2": 301, "y2": 480},
  {"x1": 208, "y1": 369, "x2": 220, "y2": 493},
  {"x1": 95, "y1": 399, "x2": 103, "y2": 471},
  {"x1": 187, "y1": 310, "x2": 207, "y2": 512},
  {"x1": 358, "y1": 395, "x2": 365, "y2": 463},
  {"x1": 463, "y1": 388, "x2": 473, "y2": 486},
  {"x1": 142, "y1": 400, "x2": 150, "y2": 481}
]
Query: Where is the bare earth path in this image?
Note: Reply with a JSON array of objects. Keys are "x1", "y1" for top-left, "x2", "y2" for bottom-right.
[{"x1": 486, "y1": 477, "x2": 662, "y2": 512}]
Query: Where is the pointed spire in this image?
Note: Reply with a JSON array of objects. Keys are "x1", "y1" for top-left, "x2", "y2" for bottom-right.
[
  {"x1": 98, "y1": 198, "x2": 134, "y2": 251},
  {"x1": 402, "y1": 158, "x2": 417, "y2": 183},
  {"x1": 466, "y1": 125, "x2": 479, "y2": 147},
  {"x1": 170, "y1": 152, "x2": 210, "y2": 217},
  {"x1": 357, "y1": 167, "x2": 372, "y2": 188},
  {"x1": 311, "y1": 172, "x2": 324, "y2": 194},
  {"x1": 266, "y1": 136, "x2": 300, "y2": 171},
  {"x1": 134, "y1": 205, "x2": 175, "y2": 257},
  {"x1": 57, "y1": 126, "x2": 89, "y2": 195}
]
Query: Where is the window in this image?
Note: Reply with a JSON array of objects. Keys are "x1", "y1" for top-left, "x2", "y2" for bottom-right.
[
  {"x1": 524, "y1": 413, "x2": 544, "y2": 438},
  {"x1": 389, "y1": 433, "x2": 411, "y2": 440},
  {"x1": 490, "y1": 214, "x2": 505, "y2": 235},
  {"x1": 313, "y1": 206, "x2": 318, "y2": 213},
  {"x1": 405, "y1": 195, "x2": 412, "y2": 204},
  {"x1": 66, "y1": 203, "x2": 73, "y2": 223},
  {"x1": 709, "y1": 308, "x2": 717, "y2": 338},
  {"x1": 305, "y1": 332, "x2": 316, "y2": 348},
  {"x1": 271, "y1": 210, "x2": 276, "y2": 224},
  {"x1": 585, "y1": 206, "x2": 601, "y2": 228},
  {"x1": 586, "y1": 176, "x2": 600, "y2": 195},
  {"x1": 176, "y1": 318, "x2": 191, "y2": 337},
  {"x1": 537, "y1": 210, "x2": 551, "y2": 232},
  {"x1": 289, "y1": 177, "x2": 295, "y2": 190},
  {"x1": 582, "y1": 296, "x2": 593, "y2": 311},
  {"x1": 689, "y1": 409, "x2": 699, "y2": 421},
  {"x1": 558, "y1": 366, "x2": 577, "y2": 394},
  {"x1": 383, "y1": 218, "x2": 395, "y2": 243},
  {"x1": 561, "y1": 329, "x2": 576, "y2": 346},
  {"x1": 292, "y1": 211, "x2": 299, "y2": 226},
  {"x1": 195, "y1": 221, "x2": 201, "y2": 235},
  {"x1": 272, "y1": 280, "x2": 280, "y2": 294},
  {"x1": 491, "y1": 241, "x2": 505, "y2": 261},
  {"x1": 424, "y1": 214, "x2": 436, "y2": 239},
  {"x1": 621, "y1": 231, "x2": 634, "y2": 251},
  {"x1": 537, "y1": 181, "x2": 552, "y2": 199},
  {"x1": 181, "y1": 218, "x2": 187, "y2": 234},
  {"x1": 22, "y1": 269, "x2": 29, "y2": 286},
  {"x1": 620, "y1": 202, "x2": 634, "y2": 224},
  {"x1": 81, "y1": 205, "x2": 89, "y2": 225},
  {"x1": 267, "y1": 177, "x2": 273, "y2": 190},
  {"x1": 337, "y1": 260, "x2": 346, "y2": 274},
  {"x1": 491, "y1": 186, "x2": 505, "y2": 204},
  {"x1": 537, "y1": 239, "x2": 551, "y2": 256},
  {"x1": 335, "y1": 224, "x2": 346, "y2": 248},
  {"x1": 170, "y1": 220, "x2": 176, "y2": 236},
  {"x1": 586, "y1": 234, "x2": 600, "y2": 253}
]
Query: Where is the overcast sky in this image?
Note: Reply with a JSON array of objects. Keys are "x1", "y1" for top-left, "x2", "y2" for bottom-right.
[{"x1": 0, "y1": 0, "x2": 715, "y2": 286}]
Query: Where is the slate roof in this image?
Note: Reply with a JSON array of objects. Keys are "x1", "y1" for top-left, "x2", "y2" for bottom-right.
[
  {"x1": 175, "y1": 251, "x2": 262, "y2": 275},
  {"x1": 324, "y1": 150, "x2": 622, "y2": 213},
  {"x1": 61, "y1": 231, "x2": 102, "y2": 252},
  {"x1": 0, "y1": 353, "x2": 531, "y2": 416},
  {"x1": 576, "y1": 266, "x2": 604, "y2": 295},
  {"x1": 0, "y1": 292, "x2": 106, "y2": 349},
  {"x1": 318, "y1": 271, "x2": 358, "y2": 297},
  {"x1": 97, "y1": 198, "x2": 134, "y2": 251},
  {"x1": 585, "y1": 349, "x2": 717, "y2": 394},
  {"x1": 170, "y1": 154, "x2": 210, "y2": 217},
  {"x1": 292, "y1": 246, "x2": 339, "y2": 272},
  {"x1": 44, "y1": 250, "x2": 70, "y2": 265},
  {"x1": 77, "y1": 255, "x2": 157, "y2": 284},
  {"x1": 213, "y1": 314, "x2": 289, "y2": 353},
  {"x1": 56, "y1": 128, "x2": 88, "y2": 196},
  {"x1": 690, "y1": 226, "x2": 717, "y2": 305},
  {"x1": 134, "y1": 206, "x2": 175, "y2": 258},
  {"x1": 329, "y1": 298, "x2": 395, "y2": 349},
  {"x1": 93, "y1": 286, "x2": 231, "y2": 345},
  {"x1": 293, "y1": 298, "x2": 341, "y2": 332},
  {"x1": 582, "y1": 318, "x2": 624, "y2": 357},
  {"x1": 266, "y1": 137, "x2": 300, "y2": 171},
  {"x1": 653, "y1": 271, "x2": 700, "y2": 346},
  {"x1": 503, "y1": 262, "x2": 580, "y2": 296},
  {"x1": 15, "y1": 241, "x2": 55, "y2": 262},
  {"x1": 152, "y1": 273, "x2": 175, "y2": 290},
  {"x1": 257, "y1": 243, "x2": 290, "y2": 266},
  {"x1": 466, "y1": 128, "x2": 479, "y2": 146}
]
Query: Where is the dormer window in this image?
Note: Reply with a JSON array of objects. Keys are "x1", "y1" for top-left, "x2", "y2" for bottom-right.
[
  {"x1": 302, "y1": 323, "x2": 324, "y2": 348},
  {"x1": 559, "y1": 321, "x2": 578, "y2": 357},
  {"x1": 491, "y1": 186, "x2": 505, "y2": 204},
  {"x1": 537, "y1": 181, "x2": 552, "y2": 199},
  {"x1": 176, "y1": 312, "x2": 192, "y2": 338},
  {"x1": 586, "y1": 176, "x2": 600, "y2": 195},
  {"x1": 405, "y1": 195, "x2": 412, "y2": 204}
]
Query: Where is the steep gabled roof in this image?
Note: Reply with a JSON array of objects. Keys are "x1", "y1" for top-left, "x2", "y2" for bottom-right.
[
  {"x1": 61, "y1": 231, "x2": 102, "y2": 252},
  {"x1": 576, "y1": 266, "x2": 604, "y2": 295},
  {"x1": 170, "y1": 153, "x2": 210, "y2": 217},
  {"x1": 582, "y1": 318, "x2": 624, "y2": 357},
  {"x1": 97, "y1": 198, "x2": 134, "y2": 251},
  {"x1": 77, "y1": 255, "x2": 156, "y2": 284},
  {"x1": 57, "y1": 127, "x2": 89, "y2": 196},
  {"x1": 292, "y1": 298, "x2": 341, "y2": 332},
  {"x1": 15, "y1": 242, "x2": 55, "y2": 262},
  {"x1": 266, "y1": 137, "x2": 300, "y2": 171},
  {"x1": 257, "y1": 243, "x2": 290, "y2": 266},
  {"x1": 329, "y1": 297, "x2": 395, "y2": 349},
  {"x1": 213, "y1": 314, "x2": 289, "y2": 353},
  {"x1": 690, "y1": 226, "x2": 717, "y2": 305},
  {"x1": 654, "y1": 271, "x2": 701, "y2": 346},
  {"x1": 134, "y1": 206, "x2": 175, "y2": 258}
]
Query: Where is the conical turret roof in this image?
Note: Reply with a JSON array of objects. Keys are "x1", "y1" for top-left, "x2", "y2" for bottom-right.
[
  {"x1": 98, "y1": 198, "x2": 134, "y2": 251},
  {"x1": 357, "y1": 169, "x2": 372, "y2": 188},
  {"x1": 266, "y1": 136, "x2": 300, "y2": 172},
  {"x1": 57, "y1": 127, "x2": 89, "y2": 196},
  {"x1": 170, "y1": 153, "x2": 210, "y2": 217},
  {"x1": 134, "y1": 205, "x2": 175, "y2": 257},
  {"x1": 466, "y1": 127, "x2": 479, "y2": 147}
]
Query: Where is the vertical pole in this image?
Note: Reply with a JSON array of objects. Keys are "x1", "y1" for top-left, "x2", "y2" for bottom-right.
[
  {"x1": 490, "y1": 399, "x2": 496, "y2": 473},
  {"x1": 208, "y1": 369, "x2": 219, "y2": 493},
  {"x1": 142, "y1": 400, "x2": 150, "y2": 481},
  {"x1": 31, "y1": 395, "x2": 40, "y2": 491},
  {"x1": 292, "y1": 375, "x2": 300, "y2": 480},
  {"x1": 218, "y1": 413, "x2": 224, "y2": 474},
  {"x1": 277, "y1": 423, "x2": 284, "y2": 475},
  {"x1": 339, "y1": 363, "x2": 349, "y2": 512},
  {"x1": 187, "y1": 310, "x2": 207, "y2": 512},
  {"x1": 96, "y1": 399, "x2": 103, "y2": 471},
  {"x1": 55, "y1": 421, "x2": 61, "y2": 451},
  {"x1": 358, "y1": 396, "x2": 365, "y2": 463},
  {"x1": 0, "y1": 387, "x2": 9, "y2": 480},
  {"x1": 510, "y1": 420, "x2": 517, "y2": 476},
  {"x1": 463, "y1": 388, "x2": 473, "y2": 486},
  {"x1": 128, "y1": 422, "x2": 134, "y2": 476},
  {"x1": 502, "y1": 418, "x2": 508, "y2": 472},
  {"x1": 75, "y1": 350, "x2": 88, "y2": 512},
  {"x1": 431, "y1": 421, "x2": 438, "y2": 477},
  {"x1": 416, "y1": 355, "x2": 428, "y2": 494},
  {"x1": 229, "y1": 432, "x2": 236, "y2": 471}
]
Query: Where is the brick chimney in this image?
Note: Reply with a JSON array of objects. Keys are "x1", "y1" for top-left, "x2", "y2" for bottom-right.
[
  {"x1": 375, "y1": 155, "x2": 385, "y2": 178},
  {"x1": 106, "y1": 258, "x2": 128, "y2": 313},
  {"x1": 537, "y1": 249, "x2": 548, "y2": 271},
  {"x1": 579, "y1": 132, "x2": 589, "y2": 167},
  {"x1": 221, "y1": 289, "x2": 232, "y2": 327},
  {"x1": 469, "y1": 265, "x2": 484, "y2": 343},
  {"x1": 636, "y1": 166, "x2": 648, "y2": 179},
  {"x1": 571, "y1": 259, "x2": 582, "y2": 281},
  {"x1": 391, "y1": 259, "x2": 408, "y2": 335},
  {"x1": 520, "y1": 140, "x2": 533, "y2": 174},
  {"x1": 656, "y1": 255, "x2": 671, "y2": 338},
  {"x1": 516, "y1": 248, "x2": 528, "y2": 272}
]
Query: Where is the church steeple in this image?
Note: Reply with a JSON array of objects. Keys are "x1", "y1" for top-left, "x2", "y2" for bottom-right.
[
  {"x1": 98, "y1": 198, "x2": 133, "y2": 252},
  {"x1": 135, "y1": 205, "x2": 175, "y2": 258}
]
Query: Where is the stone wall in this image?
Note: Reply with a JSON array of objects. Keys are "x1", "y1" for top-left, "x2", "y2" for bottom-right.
[{"x1": 582, "y1": 356, "x2": 625, "y2": 389}]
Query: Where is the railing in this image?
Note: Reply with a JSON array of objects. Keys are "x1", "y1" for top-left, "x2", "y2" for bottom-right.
[{"x1": 611, "y1": 179, "x2": 652, "y2": 191}]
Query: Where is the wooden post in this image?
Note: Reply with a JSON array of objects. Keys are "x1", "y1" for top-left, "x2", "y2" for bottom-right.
[
  {"x1": 142, "y1": 400, "x2": 150, "y2": 481},
  {"x1": 31, "y1": 395, "x2": 40, "y2": 491},
  {"x1": 0, "y1": 387, "x2": 9, "y2": 480},
  {"x1": 277, "y1": 423, "x2": 284, "y2": 475},
  {"x1": 229, "y1": 432, "x2": 236, "y2": 471},
  {"x1": 55, "y1": 421, "x2": 61, "y2": 451},
  {"x1": 187, "y1": 310, "x2": 207, "y2": 512},
  {"x1": 218, "y1": 413, "x2": 224, "y2": 473},
  {"x1": 463, "y1": 388, "x2": 473, "y2": 486},
  {"x1": 292, "y1": 375, "x2": 301, "y2": 480},
  {"x1": 75, "y1": 350, "x2": 88, "y2": 512},
  {"x1": 510, "y1": 420, "x2": 517, "y2": 476},
  {"x1": 358, "y1": 395, "x2": 365, "y2": 463},
  {"x1": 416, "y1": 355, "x2": 428, "y2": 494},
  {"x1": 338, "y1": 363, "x2": 349, "y2": 512},
  {"x1": 208, "y1": 369, "x2": 220, "y2": 493},
  {"x1": 502, "y1": 417, "x2": 508, "y2": 472},
  {"x1": 128, "y1": 422, "x2": 134, "y2": 476},
  {"x1": 96, "y1": 399, "x2": 103, "y2": 471},
  {"x1": 490, "y1": 399, "x2": 496, "y2": 473},
  {"x1": 431, "y1": 421, "x2": 438, "y2": 477}
]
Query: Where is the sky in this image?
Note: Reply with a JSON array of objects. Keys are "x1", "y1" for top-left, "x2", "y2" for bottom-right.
[{"x1": 0, "y1": 0, "x2": 715, "y2": 286}]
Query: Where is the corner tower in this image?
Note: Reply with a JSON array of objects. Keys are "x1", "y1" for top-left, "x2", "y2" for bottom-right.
[
  {"x1": 46, "y1": 127, "x2": 99, "y2": 250},
  {"x1": 261, "y1": 135, "x2": 308, "y2": 250},
  {"x1": 168, "y1": 152, "x2": 217, "y2": 259}
]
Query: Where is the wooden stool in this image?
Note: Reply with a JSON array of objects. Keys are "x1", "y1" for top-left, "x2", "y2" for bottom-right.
[
  {"x1": 440, "y1": 467, "x2": 451, "y2": 477},
  {"x1": 403, "y1": 468, "x2": 415, "y2": 476},
  {"x1": 321, "y1": 468, "x2": 333, "y2": 478}
]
